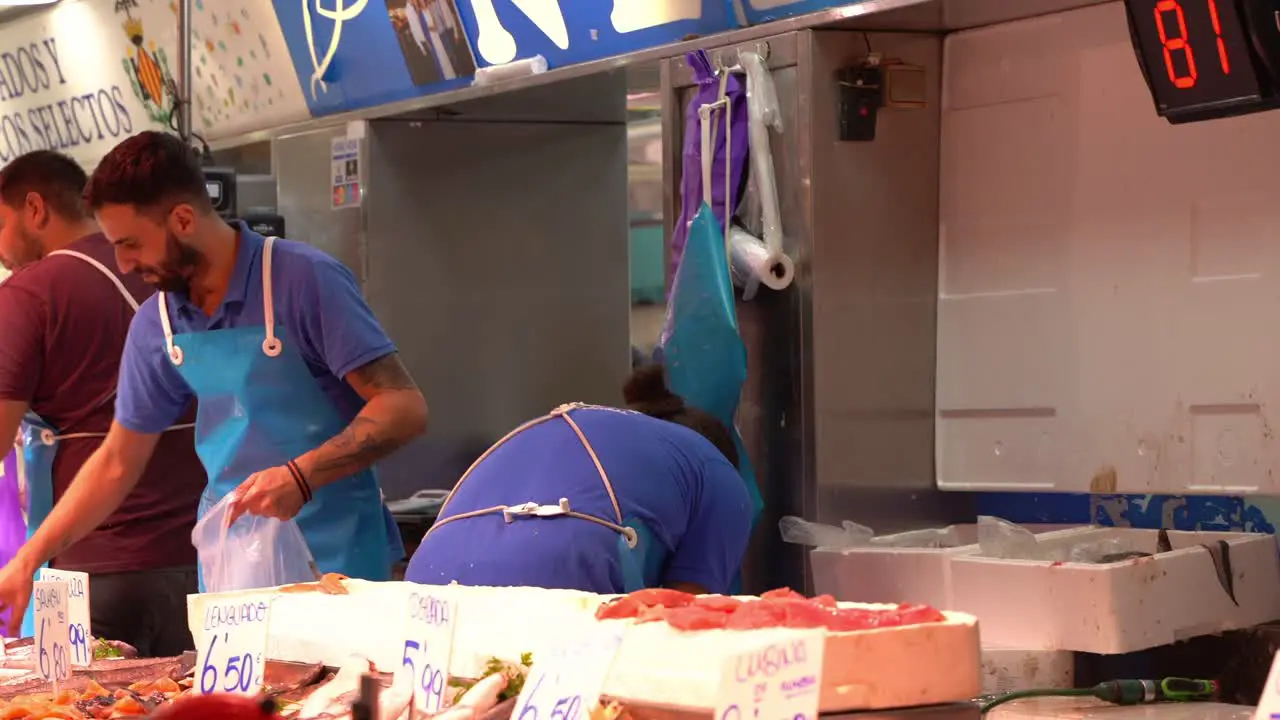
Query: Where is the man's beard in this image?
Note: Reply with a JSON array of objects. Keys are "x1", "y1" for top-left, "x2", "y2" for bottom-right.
[
  {"x1": 138, "y1": 232, "x2": 203, "y2": 294},
  {"x1": 1, "y1": 222, "x2": 44, "y2": 271}
]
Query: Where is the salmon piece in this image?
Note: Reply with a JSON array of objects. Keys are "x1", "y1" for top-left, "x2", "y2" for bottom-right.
[
  {"x1": 725, "y1": 601, "x2": 787, "y2": 630},
  {"x1": 595, "y1": 596, "x2": 643, "y2": 620},
  {"x1": 625, "y1": 588, "x2": 694, "y2": 608},
  {"x1": 760, "y1": 588, "x2": 807, "y2": 602}
]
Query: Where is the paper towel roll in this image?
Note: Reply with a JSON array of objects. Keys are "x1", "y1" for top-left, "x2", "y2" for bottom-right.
[{"x1": 729, "y1": 226, "x2": 795, "y2": 300}]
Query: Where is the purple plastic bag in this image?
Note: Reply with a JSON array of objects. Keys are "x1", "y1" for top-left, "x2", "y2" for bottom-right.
[
  {"x1": 0, "y1": 452, "x2": 22, "y2": 631},
  {"x1": 668, "y1": 50, "x2": 750, "y2": 296}
]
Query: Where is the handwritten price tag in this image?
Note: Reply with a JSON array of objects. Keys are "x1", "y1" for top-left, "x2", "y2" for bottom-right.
[
  {"x1": 196, "y1": 598, "x2": 272, "y2": 695},
  {"x1": 32, "y1": 580, "x2": 70, "y2": 686},
  {"x1": 38, "y1": 569, "x2": 91, "y2": 667},
  {"x1": 399, "y1": 588, "x2": 458, "y2": 714},
  {"x1": 714, "y1": 629, "x2": 825, "y2": 720},
  {"x1": 512, "y1": 628, "x2": 626, "y2": 720},
  {"x1": 1255, "y1": 652, "x2": 1280, "y2": 720}
]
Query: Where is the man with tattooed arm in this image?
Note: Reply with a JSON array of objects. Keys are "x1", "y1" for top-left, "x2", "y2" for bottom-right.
[{"x1": 0, "y1": 131, "x2": 426, "y2": 629}]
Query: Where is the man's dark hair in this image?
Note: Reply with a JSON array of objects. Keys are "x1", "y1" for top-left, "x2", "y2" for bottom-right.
[
  {"x1": 623, "y1": 364, "x2": 741, "y2": 469},
  {"x1": 0, "y1": 150, "x2": 89, "y2": 221},
  {"x1": 84, "y1": 130, "x2": 211, "y2": 213}
]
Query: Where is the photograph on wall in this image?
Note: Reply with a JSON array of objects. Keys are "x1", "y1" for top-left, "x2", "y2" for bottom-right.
[{"x1": 384, "y1": 0, "x2": 478, "y2": 87}]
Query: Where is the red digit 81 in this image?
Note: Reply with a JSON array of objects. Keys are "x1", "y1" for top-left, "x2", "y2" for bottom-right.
[{"x1": 1153, "y1": 0, "x2": 1231, "y2": 89}]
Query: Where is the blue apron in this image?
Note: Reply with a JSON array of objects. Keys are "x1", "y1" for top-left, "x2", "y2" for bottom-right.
[
  {"x1": 16, "y1": 249, "x2": 197, "y2": 636},
  {"x1": 422, "y1": 404, "x2": 664, "y2": 593},
  {"x1": 156, "y1": 236, "x2": 401, "y2": 590}
]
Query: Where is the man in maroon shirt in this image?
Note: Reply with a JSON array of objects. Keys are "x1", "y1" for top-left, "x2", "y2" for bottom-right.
[{"x1": 0, "y1": 150, "x2": 206, "y2": 656}]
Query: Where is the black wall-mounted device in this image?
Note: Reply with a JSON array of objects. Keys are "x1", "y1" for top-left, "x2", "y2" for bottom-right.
[{"x1": 838, "y1": 61, "x2": 884, "y2": 142}]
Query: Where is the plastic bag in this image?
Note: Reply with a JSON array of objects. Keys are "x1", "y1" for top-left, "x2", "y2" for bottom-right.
[
  {"x1": 191, "y1": 494, "x2": 317, "y2": 593},
  {"x1": 871, "y1": 525, "x2": 964, "y2": 549},
  {"x1": 779, "y1": 516, "x2": 874, "y2": 549}
]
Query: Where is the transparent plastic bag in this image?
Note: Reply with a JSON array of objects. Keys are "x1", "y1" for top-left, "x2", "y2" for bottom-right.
[
  {"x1": 191, "y1": 494, "x2": 317, "y2": 593},
  {"x1": 977, "y1": 515, "x2": 1043, "y2": 559},
  {"x1": 871, "y1": 525, "x2": 964, "y2": 549},
  {"x1": 779, "y1": 516, "x2": 874, "y2": 549}
]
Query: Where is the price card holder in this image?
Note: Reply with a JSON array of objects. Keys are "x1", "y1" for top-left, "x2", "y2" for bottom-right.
[
  {"x1": 399, "y1": 588, "x2": 458, "y2": 714},
  {"x1": 38, "y1": 569, "x2": 90, "y2": 667},
  {"x1": 1255, "y1": 653, "x2": 1280, "y2": 719},
  {"x1": 32, "y1": 580, "x2": 70, "y2": 689},
  {"x1": 714, "y1": 629, "x2": 825, "y2": 720},
  {"x1": 511, "y1": 627, "x2": 626, "y2": 720},
  {"x1": 195, "y1": 598, "x2": 272, "y2": 695}
]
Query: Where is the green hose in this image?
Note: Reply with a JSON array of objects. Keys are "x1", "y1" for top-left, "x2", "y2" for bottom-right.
[
  {"x1": 979, "y1": 678, "x2": 1219, "y2": 715},
  {"x1": 979, "y1": 688, "x2": 1094, "y2": 714}
]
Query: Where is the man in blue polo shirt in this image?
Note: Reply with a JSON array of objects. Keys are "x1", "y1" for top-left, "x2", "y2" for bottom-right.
[{"x1": 0, "y1": 131, "x2": 427, "y2": 618}]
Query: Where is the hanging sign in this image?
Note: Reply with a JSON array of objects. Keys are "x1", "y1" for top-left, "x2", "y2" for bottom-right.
[
  {"x1": 738, "y1": 0, "x2": 871, "y2": 26},
  {"x1": 0, "y1": 0, "x2": 307, "y2": 170},
  {"x1": 398, "y1": 588, "x2": 458, "y2": 715},
  {"x1": 32, "y1": 580, "x2": 70, "y2": 687},
  {"x1": 268, "y1": 0, "x2": 736, "y2": 117},
  {"x1": 37, "y1": 569, "x2": 91, "y2": 667},
  {"x1": 195, "y1": 598, "x2": 272, "y2": 695},
  {"x1": 714, "y1": 630, "x2": 825, "y2": 720}
]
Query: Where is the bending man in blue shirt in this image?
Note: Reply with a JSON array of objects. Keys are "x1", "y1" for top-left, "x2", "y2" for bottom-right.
[
  {"x1": 0, "y1": 131, "x2": 427, "y2": 623},
  {"x1": 407, "y1": 365, "x2": 752, "y2": 595}
]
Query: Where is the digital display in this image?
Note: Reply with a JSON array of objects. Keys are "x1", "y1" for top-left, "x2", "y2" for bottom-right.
[
  {"x1": 206, "y1": 181, "x2": 222, "y2": 201},
  {"x1": 1125, "y1": 0, "x2": 1264, "y2": 115}
]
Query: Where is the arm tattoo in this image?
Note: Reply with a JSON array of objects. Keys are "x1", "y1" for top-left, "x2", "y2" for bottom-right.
[
  {"x1": 353, "y1": 353, "x2": 417, "y2": 392},
  {"x1": 312, "y1": 416, "x2": 402, "y2": 477}
]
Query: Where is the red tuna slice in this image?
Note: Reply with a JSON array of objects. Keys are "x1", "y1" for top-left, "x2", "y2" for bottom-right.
[
  {"x1": 774, "y1": 599, "x2": 839, "y2": 629},
  {"x1": 665, "y1": 606, "x2": 732, "y2": 631},
  {"x1": 692, "y1": 595, "x2": 745, "y2": 613},
  {"x1": 628, "y1": 588, "x2": 696, "y2": 608},
  {"x1": 760, "y1": 587, "x2": 808, "y2": 602},
  {"x1": 828, "y1": 607, "x2": 903, "y2": 632},
  {"x1": 726, "y1": 600, "x2": 789, "y2": 630},
  {"x1": 596, "y1": 596, "x2": 644, "y2": 620},
  {"x1": 810, "y1": 594, "x2": 838, "y2": 608},
  {"x1": 636, "y1": 605, "x2": 671, "y2": 624},
  {"x1": 893, "y1": 603, "x2": 947, "y2": 625}
]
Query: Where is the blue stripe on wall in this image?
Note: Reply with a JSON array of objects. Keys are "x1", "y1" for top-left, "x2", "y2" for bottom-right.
[{"x1": 973, "y1": 492, "x2": 1277, "y2": 533}]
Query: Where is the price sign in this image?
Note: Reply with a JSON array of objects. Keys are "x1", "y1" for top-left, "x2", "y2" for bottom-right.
[
  {"x1": 511, "y1": 627, "x2": 626, "y2": 720},
  {"x1": 32, "y1": 580, "x2": 70, "y2": 686},
  {"x1": 38, "y1": 569, "x2": 91, "y2": 667},
  {"x1": 1255, "y1": 652, "x2": 1280, "y2": 719},
  {"x1": 399, "y1": 588, "x2": 458, "y2": 714},
  {"x1": 714, "y1": 630, "x2": 825, "y2": 720},
  {"x1": 195, "y1": 598, "x2": 272, "y2": 695}
]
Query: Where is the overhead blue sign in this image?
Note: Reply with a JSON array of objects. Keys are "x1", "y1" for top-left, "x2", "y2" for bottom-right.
[
  {"x1": 453, "y1": 0, "x2": 737, "y2": 70},
  {"x1": 738, "y1": 0, "x2": 869, "y2": 26},
  {"x1": 272, "y1": 0, "x2": 477, "y2": 116}
]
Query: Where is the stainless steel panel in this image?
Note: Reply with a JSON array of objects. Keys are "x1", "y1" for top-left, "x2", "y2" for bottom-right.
[
  {"x1": 363, "y1": 114, "x2": 630, "y2": 499},
  {"x1": 272, "y1": 127, "x2": 366, "y2": 279},
  {"x1": 806, "y1": 30, "x2": 965, "y2": 539}
]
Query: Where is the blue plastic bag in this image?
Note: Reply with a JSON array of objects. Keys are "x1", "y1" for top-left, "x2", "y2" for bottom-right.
[{"x1": 659, "y1": 202, "x2": 763, "y2": 526}]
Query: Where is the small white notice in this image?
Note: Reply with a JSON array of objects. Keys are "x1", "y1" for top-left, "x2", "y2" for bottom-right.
[
  {"x1": 511, "y1": 626, "x2": 626, "y2": 720},
  {"x1": 1255, "y1": 653, "x2": 1280, "y2": 720},
  {"x1": 38, "y1": 569, "x2": 91, "y2": 666},
  {"x1": 714, "y1": 629, "x2": 825, "y2": 720},
  {"x1": 399, "y1": 588, "x2": 458, "y2": 714},
  {"x1": 195, "y1": 598, "x2": 272, "y2": 695},
  {"x1": 32, "y1": 580, "x2": 70, "y2": 687}
]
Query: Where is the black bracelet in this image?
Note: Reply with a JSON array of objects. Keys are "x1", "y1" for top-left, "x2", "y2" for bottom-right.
[{"x1": 286, "y1": 459, "x2": 313, "y2": 503}]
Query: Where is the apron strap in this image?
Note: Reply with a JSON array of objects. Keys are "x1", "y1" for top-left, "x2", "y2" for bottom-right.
[
  {"x1": 48, "y1": 250, "x2": 140, "y2": 312},
  {"x1": 29, "y1": 249, "x2": 158, "y2": 442},
  {"x1": 159, "y1": 235, "x2": 285, "y2": 366},
  {"x1": 423, "y1": 404, "x2": 638, "y2": 548}
]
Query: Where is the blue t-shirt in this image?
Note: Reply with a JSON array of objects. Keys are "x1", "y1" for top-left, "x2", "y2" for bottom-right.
[
  {"x1": 115, "y1": 225, "x2": 397, "y2": 433},
  {"x1": 405, "y1": 407, "x2": 752, "y2": 595}
]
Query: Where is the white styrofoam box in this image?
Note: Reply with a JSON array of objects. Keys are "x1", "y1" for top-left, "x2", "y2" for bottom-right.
[
  {"x1": 950, "y1": 528, "x2": 1280, "y2": 654},
  {"x1": 190, "y1": 582, "x2": 981, "y2": 711},
  {"x1": 980, "y1": 646, "x2": 1073, "y2": 695},
  {"x1": 938, "y1": 1, "x2": 1280, "y2": 495},
  {"x1": 810, "y1": 524, "x2": 1087, "y2": 608}
]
